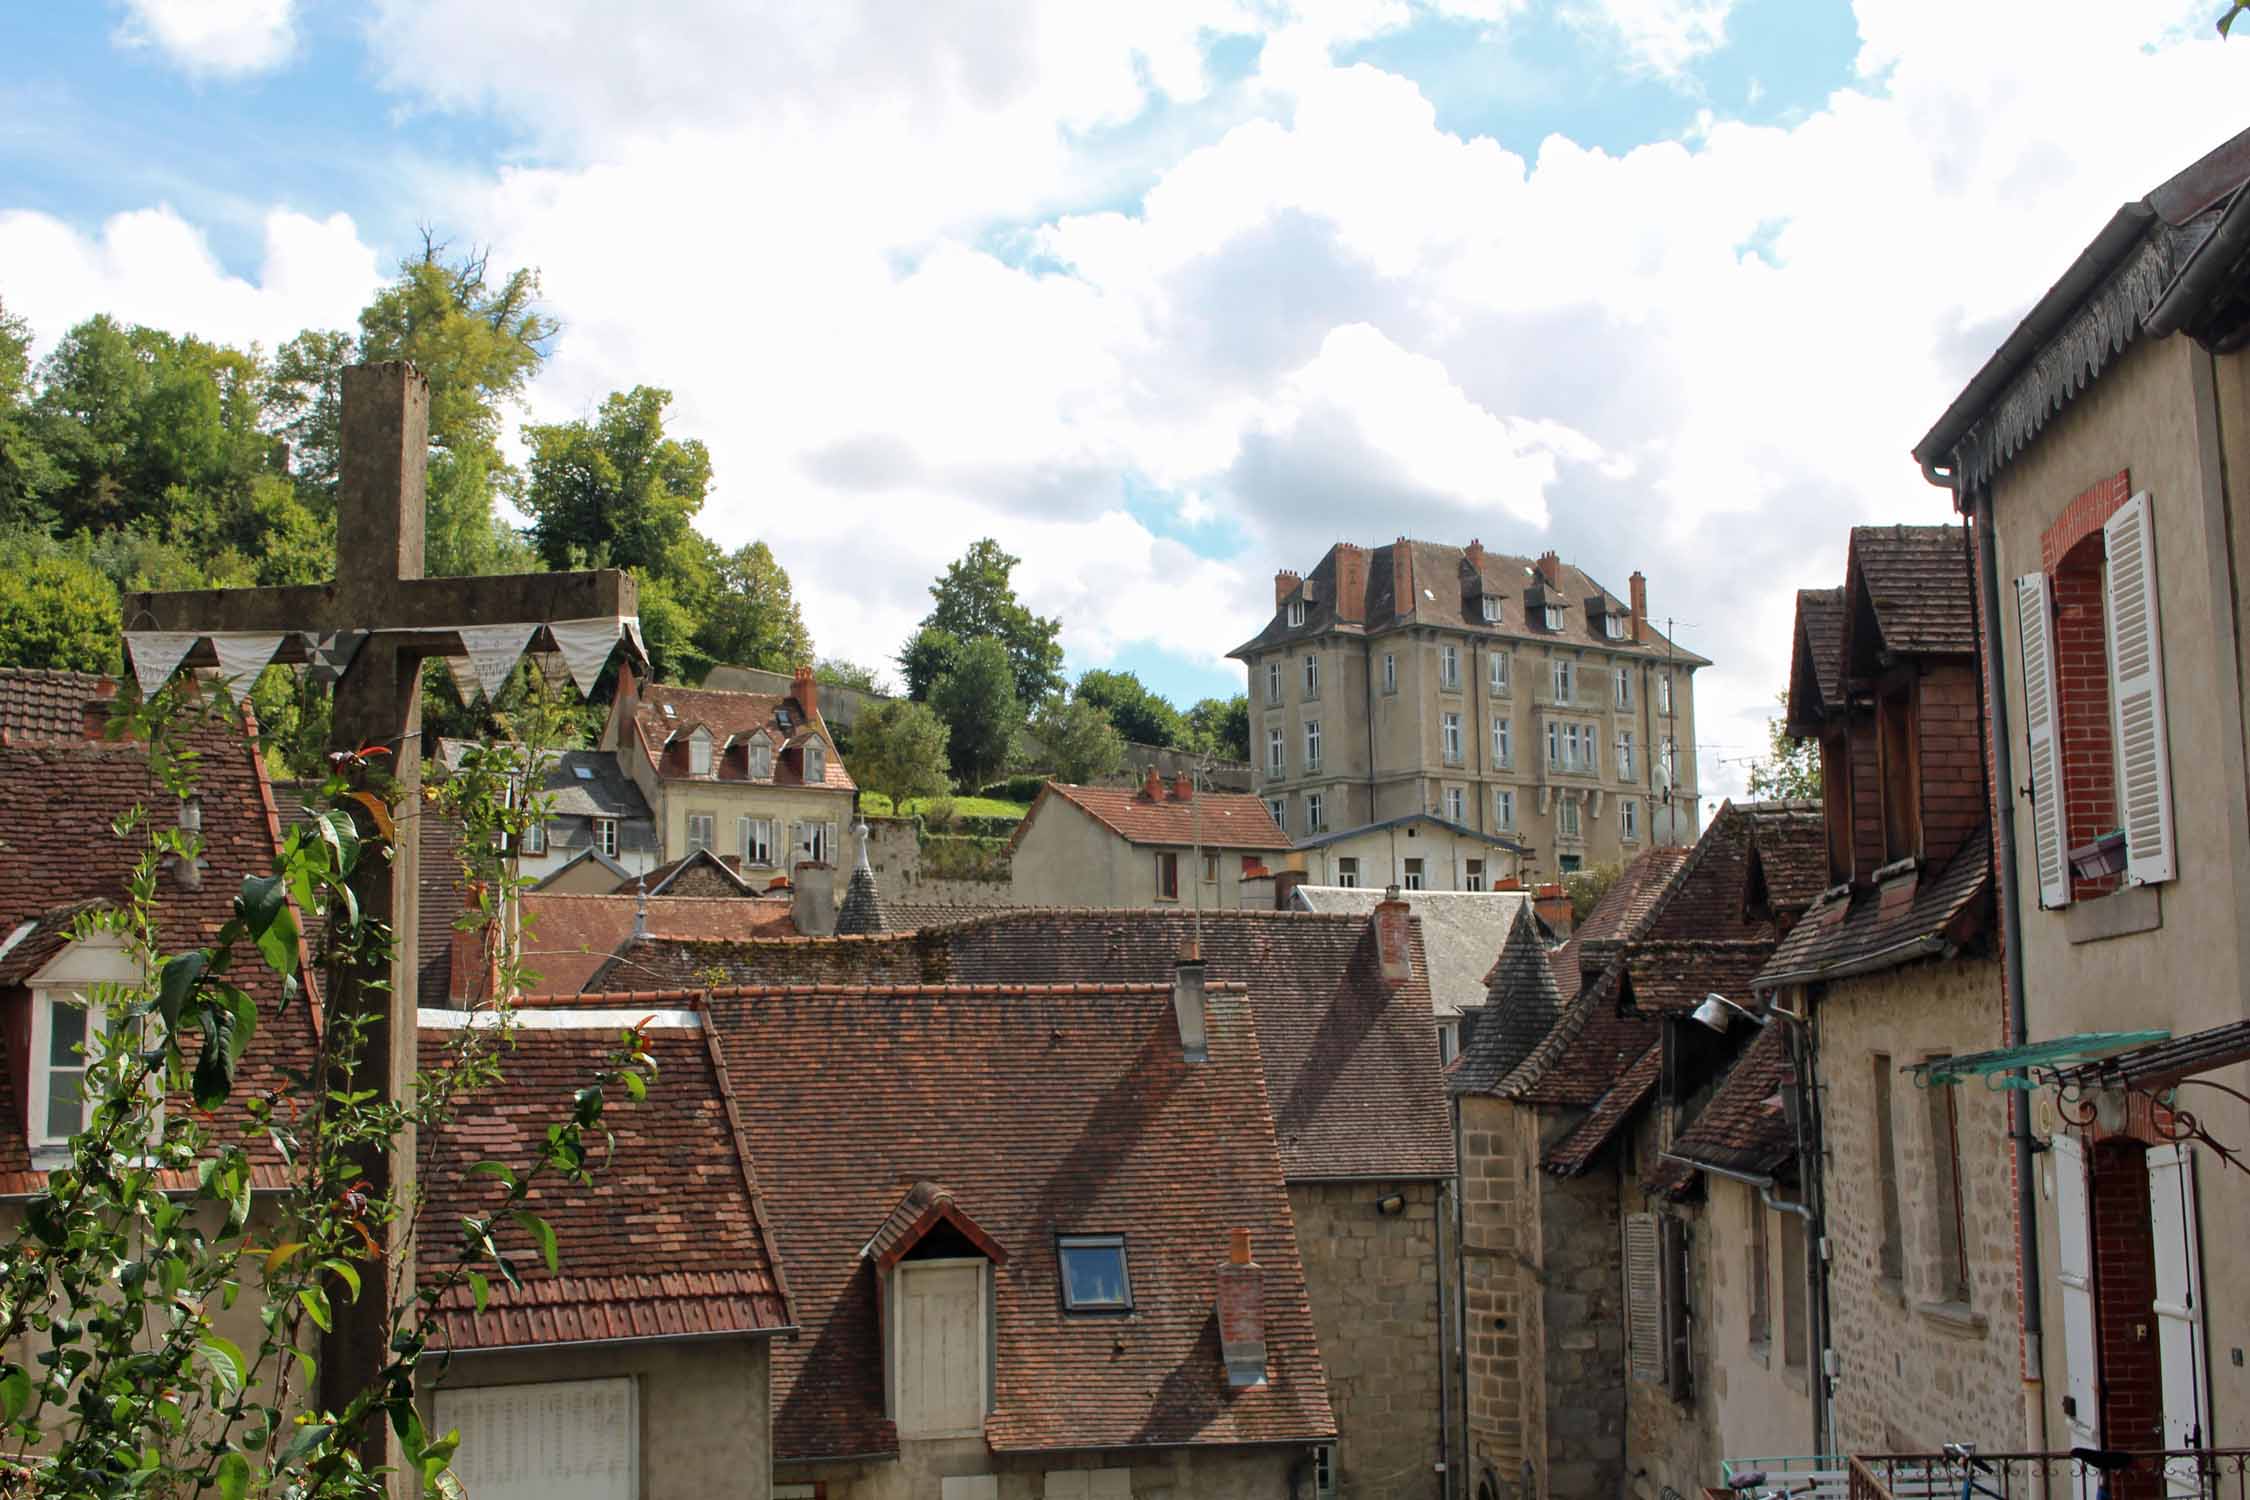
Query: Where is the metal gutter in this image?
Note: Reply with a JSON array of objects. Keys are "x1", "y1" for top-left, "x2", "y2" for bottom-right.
[
  {"x1": 440, "y1": 1323, "x2": 800, "y2": 1356},
  {"x1": 1751, "y1": 931, "x2": 1952, "y2": 991},
  {"x1": 2146, "y1": 184, "x2": 2250, "y2": 338}
]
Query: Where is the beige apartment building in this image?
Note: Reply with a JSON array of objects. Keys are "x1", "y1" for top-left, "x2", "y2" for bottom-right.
[{"x1": 1230, "y1": 539, "x2": 1707, "y2": 878}]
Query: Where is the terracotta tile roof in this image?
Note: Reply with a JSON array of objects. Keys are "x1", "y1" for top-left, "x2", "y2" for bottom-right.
[
  {"x1": 0, "y1": 669, "x2": 112, "y2": 745},
  {"x1": 1449, "y1": 904, "x2": 1563, "y2": 1095},
  {"x1": 519, "y1": 893, "x2": 797, "y2": 997},
  {"x1": 1650, "y1": 1023, "x2": 1797, "y2": 1196},
  {"x1": 577, "y1": 908, "x2": 1453, "y2": 1182},
  {"x1": 417, "y1": 1022, "x2": 792, "y2": 1351},
  {"x1": 1546, "y1": 937, "x2": 1584, "y2": 1005},
  {"x1": 1543, "y1": 1042, "x2": 1662, "y2": 1176},
  {"x1": 617, "y1": 681, "x2": 854, "y2": 791},
  {"x1": 1753, "y1": 824, "x2": 1992, "y2": 989},
  {"x1": 1787, "y1": 587, "x2": 1846, "y2": 734},
  {"x1": 0, "y1": 687, "x2": 322, "y2": 1180},
  {"x1": 1744, "y1": 803, "x2": 1832, "y2": 916},
  {"x1": 861, "y1": 1181, "x2": 1007, "y2": 1272},
  {"x1": 1847, "y1": 524, "x2": 1976, "y2": 663},
  {"x1": 622, "y1": 850, "x2": 768, "y2": 898},
  {"x1": 1019, "y1": 782, "x2": 1292, "y2": 852},
  {"x1": 1562, "y1": 844, "x2": 1692, "y2": 975},
  {"x1": 1636, "y1": 802, "x2": 1782, "y2": 946},
  {"x1": 1295, "y1": 886, "x2": 1534, "y2": 1019},
  {"x1": 1231, "y1": 541, "x2": 1711, "y2": 667},
  {"x1": 0, "y1": 899, "x2": 109, "y2": 987},
  {"x1": 1622, "y1": 940, "x2": 1777, "y2": 1014},
  {"x1": 701, "y1": 981, "x2": 1334, "y2": 1458}
]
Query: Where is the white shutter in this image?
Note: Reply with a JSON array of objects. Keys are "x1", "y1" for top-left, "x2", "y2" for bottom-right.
[
  {"x1": 2104, "y1": 494, "x2": 2177, "y2": 885},
  {"x1": 2150, "y1": 1144, "x2": 2209, "y2": 1491},
  {"x1": 2016, "y1": 572, "x2": 2070, "y2": 908},
  {"x1": 2053, "y1": 1133, "x2": 2101, "y2": 1447},
  {"x1": 1624, "y1": 1213, "x2": 1662, "y2": 1381},
  {"x1": 827, "y1": 822, "x2": 839, "y2": 863}
]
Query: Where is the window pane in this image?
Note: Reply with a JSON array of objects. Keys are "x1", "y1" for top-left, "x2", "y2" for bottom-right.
[
  {"x1": 49, "y1": 1002, "x2": 86, "y2": 1066},
  {"x1": 1061, "y1": 1241, "x2": 1129, "y2": 1307},
  {"x1": 46, "y1": 1068, "x2": 83, "y2": 1140}
]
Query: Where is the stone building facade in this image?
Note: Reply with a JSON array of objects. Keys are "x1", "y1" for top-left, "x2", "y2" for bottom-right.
[{"x1": 1230, "y1": 540, "x2": 1708, "y2": 881}]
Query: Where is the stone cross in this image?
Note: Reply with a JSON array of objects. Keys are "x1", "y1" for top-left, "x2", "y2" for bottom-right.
[{"x1": 120, "y1": 362, "x2": 638, "y2": 1472}]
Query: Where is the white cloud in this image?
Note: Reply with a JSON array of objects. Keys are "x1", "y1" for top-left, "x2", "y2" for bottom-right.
[
  {"x1": 113, "y1": 0, "x2": 298, "y2": 76},
  {"x1": 1565, "y1": 0, "x2": 1735, "y2": 77}
]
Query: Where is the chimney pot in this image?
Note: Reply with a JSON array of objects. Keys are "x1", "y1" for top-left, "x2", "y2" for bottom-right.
[
  {"x1": 1274, "y1": 569, "x2": 1299, "y2": 608},
  {"x1": 1230, "y1": 1228, "x2": 1252, "y2": 1265},
  {"x1": 1171, "y1": 772, "x2": 1193, "y2": 801},
  {"x1": 1142, "y1": 766, "x2": 1164, "y2": 800},
  {"x1": 1536, "y1": 551, "x2": 1563, "y2": 587},
  {"x1": 1465, "y1": 539, "x2": 1484, "y2": 571}
]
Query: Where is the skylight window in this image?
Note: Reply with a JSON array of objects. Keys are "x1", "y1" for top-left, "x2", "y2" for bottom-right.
[
  {"x1": 661, "y1": 703, "x2": 676, "y2": 717},
  {"x1": 573, "y1": 765, "x2": 595, "y2": 781},
  {"x1": 1058, "y1": 1235, "x2": 1132, "y2": 1312}
]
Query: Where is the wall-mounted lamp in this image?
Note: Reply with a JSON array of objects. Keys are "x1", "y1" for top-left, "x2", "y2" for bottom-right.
[
  {"x1": 1691, "y1": 992, "x2": 1766, "y2": 1033},
  {"x1": 1375, "y1": 1192, "x2": 1406, "y2": 1216}
]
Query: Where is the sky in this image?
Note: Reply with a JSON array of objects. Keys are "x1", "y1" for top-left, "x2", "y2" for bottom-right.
[{"x1": 2, "y1": 0, "x2": 2244, "y2": 804}]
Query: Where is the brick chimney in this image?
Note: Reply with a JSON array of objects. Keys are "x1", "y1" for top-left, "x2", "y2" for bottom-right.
[
  {"x1": 791, "y1": 664, "x2": 819, "y2": 720},
  {"x1": 1217, "y1": 1229, "x2": 1266, "y2": 1388},
  {"x1": 1141, "y1": 766, "x2": 1164, "y2": 800},
  {"x1": 1390, "y1": 540, "x2": 1414, "y2": 619},
  {"x1": 1372, "y1": 887, "x2": 1413, "y2": 989},
  {"x1": 792, "y1": 861, "x2": 836, "y2": 936},
  {"x1": 1274, "y1": 569, "x2": 1300, "y2": 607},
  {"x1": 1465, "y1": 538, "x2": 1485, "y2": 572},
  {"x1": 1171, "y1": 772, "x2": 1193, "y2": 801},
  {"x1": 81, "y1": 677, "x2": 118, "y2": 741},
  {"x1": 1536, "y1": 550, "x2": 1562, "y2": 587},
  {"x1": 1629, "y1": 570, "x2": 1648, "y2": 643},
  {"x1": 1332, "y1": 545, "x2": 1368, "y2": 625},
  {"x1": 1174, "y1": 938, "x2": 1208, "y2": 1063},
  {"x1": 1534, "y1": 881, "x2": 1574, "y2": 940}
]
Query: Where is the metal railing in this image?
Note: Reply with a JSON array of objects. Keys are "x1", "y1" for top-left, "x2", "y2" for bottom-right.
[{"x1": 1849, "y1": 1449, "x2": 2250, "y2": 1500}]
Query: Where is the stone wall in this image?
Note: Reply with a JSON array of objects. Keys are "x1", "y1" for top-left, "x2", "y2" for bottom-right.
[
  {"x1": 1459, "y1": 1095, "x2": 1535, "y2": 1489},
  {"x1": 1620, "y1": 1110, "x2": 1718, "y2": 1500},
  {"x1": 1532, "y1": 1121, "x2": 1625, "y2": 1500},
  {"x1": 864, "y1": 815, "x2": 1021, "y2": 907},
  {"x1": 1810, "y1": 954, "x2": 2025, "y2": 1455},
  {"x1": 777, "y1": 1438, "x2": 1307, "y2": 1498},
  {"x1": 1290, "y1": 1178, "x2": 1448, "y2": 1499}
]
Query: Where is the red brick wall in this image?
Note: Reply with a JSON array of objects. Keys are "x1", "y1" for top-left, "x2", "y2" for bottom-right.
[
  {"x1": 2092, "y1": 1140, "x2": 2163, "y2": 1473},
  {"x1": 2052, "y1": 545, "x2": 2121, "y2": 899},
  {"x1": 2040, "y1": 470, "x2": 2132, "y2": 574},
  {"x1": 1848, "y1": 714, "x2": 1885, "y2": 880},
  {"x1": 1916, "y1": 663, "x2": 1985, "y2": 867}
]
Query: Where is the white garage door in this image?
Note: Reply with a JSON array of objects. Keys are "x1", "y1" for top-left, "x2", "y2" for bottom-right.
[{"x1": 433, "y1": 1376, "x2": 638, "y2": 1500}]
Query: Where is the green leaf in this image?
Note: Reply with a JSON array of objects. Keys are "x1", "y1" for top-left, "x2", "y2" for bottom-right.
[
  {"x1": 467, "y1": 1160, "x2": 518, "y2": 1190},
  {"x1": 215, "y1": 1449, "x2": 250, "y2": 1500},
  {"x1": 154, "y1": 952, "x2": 206, "y2": 1031},
  {"x1": 0, "y1": 1367, "x2": 29, "y2": 1422},
  {"x1": 277, "y1": 1419, "x2": 333, "y2": 1468},
  {"x1": 621, "y1": 1070, "x2": 646, "y2": 1101},
  {"x1": 318, "y1": 1257, "x2": 362, "y2": 1302},
  {"x1": 512, "y1": 1210, "x2": 559, "y2": 1274},
  {"x1": 468, "y1": 1272, "x2": 489, "y2": 1314},
  {"x1": 235, "y1": 872, "x2": 287, "y2": 940},
  {"x1": 253, "y1": 897, "x2": 301, "y2": 980},
  {"x1": 196, "y1": 1335, "x2": 245, "y2": 1399},
  {"x1": 297, "y1": 1286, "x2": 332, "y2": 1332}
]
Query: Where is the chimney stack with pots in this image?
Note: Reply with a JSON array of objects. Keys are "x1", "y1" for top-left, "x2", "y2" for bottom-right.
[
  {"x1": 1372, "y1": 886, "x2": 1413, "y2": 990},
  {"x1": 1142, "y1": 766, "x2": 1164, "y2": 801},
  {"x1": 1630, "y1": 570, "x2": 1648, "y2": 643},
  {"x1": 1465, "y1": 538, "x2": 1485, "y2": 572},
  {"x1": 1171, "y1": 772, "x2": 1193, "y2": 801},
  {"x1": 1536, "y1": 550, "x2": 1562, "y2": 588},
  {"x1": 1173, "y1": 937, "x2": 1208, "y2": 1063},
  {"x1": 1274, "y1": 569, "x2": 1300, "y2": 607},
  {"x1": 1217, "y1": 1229, "x2": 1266, "y2": 1388},
  {"x1": 791, "y1": 664, "x2": 819, "y2": 721}
]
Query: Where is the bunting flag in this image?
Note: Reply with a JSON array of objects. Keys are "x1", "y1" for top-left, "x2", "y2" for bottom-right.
[
  {"x1": 208, "y1": 633, "x2": 288, "y2": 703},
  {"x1": 459, "y1": 623, "x2": 537, "y2": 701},
  {"x1": 547, "y1": 616, "x2": 631, "y2": 698},
  {"x1": 302, "y1": 630, "x2": 368, "y2": 688},
  {"x1": 124, "y1": 632, "x2": 200, "y2": 698},
  {"x1": 445, "y1": 652, "x2": 484, "y2": 706}
]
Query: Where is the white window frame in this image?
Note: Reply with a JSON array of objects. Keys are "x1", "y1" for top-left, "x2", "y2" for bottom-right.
[
  {"x1": 520, "y1": 819, "x2": 546, "y2": 856},
  {"x1": 1315, "y1": 1443, "x2": 1338, "y2": 1499},
  {"x1": 1465, "y1": 858, "x2": 1486, "y2": 893},
  {"x1": 1616, "y1": 670, "x2": 1633, "y2": 709},
  {"x1": 1403, "y1": 857, "x2": 1425, "y2": 891},
  {"x1": 1439, "y1": 644, "x2": 1461, "y2": 690},
  {"x1": 1658, "y1": 673, "x2": 1673, "y2": 714},
  {"x1": 1266, "y1": 796, "x2": 1286, "y2": 829},
  {"x1": 749, "y1": 737, "x2": 774, "y2": 780},
  {"x1": 1495, "y1": 788, "x2": 1515, "y2": 831},
  {"x1": 1267, "y1": 728, "x2": 1285, "y2": 777},
  {"x1": 1286, "y1": 599, "x2": 1305, "y2": 628},
  {"x1": 686, "y1": 812, "x2": 716, "y2": 853},
  {"x1": 1336, "y1": 856, "x2": 1360, "y2": 889},
  {"x1": 1441, "y1": 712, "x2": 1463, "y2": 764},
  {"x1": 804, "y1": 741, "x2": 827, "y2": 784},
  {"x1": 1553, "y1": 659, "x2": 1573, "y2": 702},
  {"x1": 1444, "y1": 786, "x2": 1465, "y2": 824},
  {"x1": 687, "y1": 730, "x2": 714, "y2": 778},
  {"x1": 1622, "y1": 797, "x2": 1640, "y2": 841},
  {"x1": 1493, "y1": 716, "x2": 1512, "y2": 768},
  {"x1": 1547, "y1": 720, "x2": 1561, "y2": 769},
  {"x1": 1559, "y1": 798, "x2": 1581, "y2": 839},
  {"x1": 1480, "y1": 595, "x2": 1500, "y2": 624},
  {"x1": 1382, "y1": 653, "x2": 1397, "y2": 694},
  {"x1": 740, "y1": 816, "x2": 775, "y2": 868},
  {"x1": 1305, "y1": 720, "x2": 1322, "y2": 770},
  {"x1": 796, "y1": 820, "x2": 838, "y2": 864},
  {"x1": 1619, "y1": 731, "x2": 1635, "y2": 779},
  {"x1": 1543, "y1": 604, "x2": 1563, "y2": 631},
  {"x1": 1303, "y1": 653, "x2": 1319, "y2": 698},
  {"x1": 594, "y1": 817, "x2": 619, "y2": 860},
  {"x1": 1490, "y1": 652, "x2": 1509, "y2": 693},
  {"x1": 1605, "y1": 613, "x2": 1626, "y2": 640},
  {"x1": 29, "y1": 989, "x2": 97, "y2": 1151},
  {"x1": 1307, "y1": 791, "x2": 1325, "y2": 832},
  {"x1": 1266, "y1": 661, "x2": 1282, "y2": 705}
]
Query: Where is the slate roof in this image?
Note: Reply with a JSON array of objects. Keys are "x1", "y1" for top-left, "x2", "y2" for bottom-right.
[
  {"x1": 1787, "y1": 587, "x2": 1846, "y2": 735},
  {"x1": 1649, "y1": 1022, "x2": 1797, "y2": 1197},
  {"x1": 518, "y1": 892, "x2": 796, "y2": 997},
  {"x1": 0, "y1": 669, "x2": 112, "y2": 744},
  {"x1": 1846, "y1": 525, "x2": 1976, "y2": 665},
  {"x1": 417, "y1": 1018, "x2": 793, "y2": 1350},
  {"x1": 1292, "y1": 886, "x2": 1534, "y2": 1019},
  {"x1": 880, "y1": 899, "x2": 1029, "y2": 932},
  {"x1": 1753, "y1": 824, "x2": 1992, "y2": 989},
  {"x1": 1543, "y1": 1042, "x2": 1662, "y2": 1177},
  {"x1": 690, "y1": 980, "x2": 1335, "y2": 1459},
  {"x1": 613, "y1": 680, "x2": 854, "y2": 791},
  {"x1": 436, "y1": 740, "x2": 654, "y2": 823},
  {"x1": 0, "y1": 683, "x2": 322, "y2": 1190},
  {"x1": 834, "y1": 862, "x2": 886, "y2": 936},
  {"x1": 625, "y1": 849, "x2": 768, "y2": 897},
  {"x1": 582, "y1": 908, "x2": 1455, "y2": 1183},
  {"x1": 1229, "y1": 541, "x2": 1711, "y2": 667},
  {"x1": 1018, "y1": 781, "x2": 1292, "y2": 852},
  {"x1": 1448, "y1": 904, "x2": 1563, "y2": 1094}
]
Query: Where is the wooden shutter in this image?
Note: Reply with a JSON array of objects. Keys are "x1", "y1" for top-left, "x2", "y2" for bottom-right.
[
  {"x1": 2016, "y1": 572, "x2": 2070, "y2": 908},
  {"x1": 2149, "y1": 1144, "x2": 2208, "y2": 1492},
  {"x1": 1624, "y1": 1213, "x2": 1662, "y2": 1381},
  {"x1": 2053, "y1": 1133, "x2": 2101, "y2": 1447},
  {"x1": 1660, "y1": 1215, "x2": 1692, "y2": 1394},
  {"x1": 2104, "y1": 494, "x2": 2177, "y2": 885}
]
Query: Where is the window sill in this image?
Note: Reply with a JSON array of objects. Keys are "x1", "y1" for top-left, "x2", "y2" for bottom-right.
[
  {"x1": 1875, "y1": 1277, "x2": 1907, "y2": 1310},
  {"x1": 1916, "y1": 1299, "x2": 1987, "y2": 1338},
  {"x1": 2063, "y1": 884, "x2": 2162, "y2": 945}
]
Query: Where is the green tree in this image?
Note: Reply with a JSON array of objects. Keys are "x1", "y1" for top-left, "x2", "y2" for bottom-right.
[
  {"x1": 1032, "y1": 693, "x2": 1127, "y2": 785},
  {"x1": 916, "y1": 539, "x2": 1064, "y2": 706},
  {"x1": 930, "y1": 635, "x2": 1023, "y2": 788},
  {"x1": 522, "y1": 386, "x2": 710, "y2": 576},
  {"x1": 815, "y1": 657, "x2": 887, "y2": 694},
  {"x1": 0, "y1": 533, "x2": 119, "y2": 672},
  {"x1": 1074, "y1": 668, "x2": 1182, "y2": 747},
  {"x1": 899, "y1": 624, "x2": 964, "y2": 701},
  {"x1": 0, "y1": 298, "x2": 63, "y2": 529},
  {"x1": 693, "y1": 540, "x2": 812, "y2": 677},
  {"x1": 1184, "y1": 694, "x2": 1251, "y2": 762},
  {"x1": 1564, "y1": 859, "x2": 1624, "y2": 925},
  {"x1": 851, "y1": 697, "x2": 952, "y2": 809},
  {"x1": 1745, "y1": 690, "x2": 1821, "y2": 801}
]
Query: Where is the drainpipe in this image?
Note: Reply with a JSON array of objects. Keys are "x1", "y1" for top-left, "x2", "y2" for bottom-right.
[
  {"x1": 1454, "y1": 1095, "x2": 1471, "y2": 1500},
  {"x1": 1935, "y1": 458, "x2": 2048, "y2": 1453},
  {"x1": 1435, "y1": 1178, "x2": 1453, "y2": 1499}
]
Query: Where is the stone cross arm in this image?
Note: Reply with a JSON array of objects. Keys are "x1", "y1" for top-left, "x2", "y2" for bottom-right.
[{"x1": 121, "y1": 569, "x2": 639, "y2": 668}]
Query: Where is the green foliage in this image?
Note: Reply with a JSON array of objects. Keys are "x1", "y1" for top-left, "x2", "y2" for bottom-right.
[
  {"x1": 1564, "y1": 859, "x2": 1625, "y2": 925},
  {"x1": 917, "y1": 832, "x2": 1013, "y2": 882},
  {"x1": 692, "y1": 540, "x2": 812, "y2": 680},
  {"x1": 898, "y1": 624, "x2": 963, "y2": 702},
  {"x1": 1183, "y1": 694, "x2": 1251, "y2": 762},
  {"x1": 1074, "y1": 668, "x2": 1181, "y2": 747},
  {"x1": 814, "y1": 657, "x2": 886, "y2": 694},
  {"x1": 2223, "y1": 1, "x2": 2248, "y2": 34},
  {"x1": 1031, "y1": 693, "x2": 1127, "y2": 785},
  {"x1": 980, "y1": 774, "x2": 1047, "y2": 803},
  {"x1": 524, "y1": 385, "x2": 709, "y2": 576},
  {"x1": 914, "y1": 539, "x2": 1064, "y2": 706},
  {"x1": 1745, "y1": 690, "x2": 1821, "y2": 802},
  {"x1": 0, "y1": 530, "x2": 120, "y2": 672},
  {"x1": 930, "y1": 635, "x2": 1023, "y2": 788},
  {"x1": 851, "y1": 698, "x2": 952, "y2": 810}
]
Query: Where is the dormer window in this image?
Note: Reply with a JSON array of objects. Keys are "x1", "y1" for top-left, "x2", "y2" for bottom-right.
[
  {"x1": 1480, "y1": 596, "x2": 1501, "y2": 624},
  {"x1": 804, "y1": 741, "x2": 827, "y2": 784},
  {"x1": 1286, "y1": 599, "x2": 1306, "y2": 628},
  {"x1": 1058, "y1": 1235, "x2": 1132, "y2": 1312},
  {"x1": 32, "y1": 994, "x2": 92, "y2": 1147},
  {"x1": 1543, "y1": 605, "x2": 1564, "y2": 631},
  {"x1": 687, "y1": 728, "x2": 714, "y2": 778},
  {"x1": 1604, "y1": 613, "x2": 1626, "y2": 640},
  {"x1": 749, "y1": 737, "x2": 774, "y2": 780}
]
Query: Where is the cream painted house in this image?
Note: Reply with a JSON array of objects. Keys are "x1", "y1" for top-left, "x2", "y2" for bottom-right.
[
  {"x1": 1290, "y1": 811, "x2": 1527, "y2": 896},
  {"x1": 1005, "y1": 773, "x2": 1292, "y2": 909},
  {"x1": 601, "y1": 664, "x2": 856, "y2": 895},
  {"x1": 1231, "y1": 539, "x2": 1707, "y2": 882}
]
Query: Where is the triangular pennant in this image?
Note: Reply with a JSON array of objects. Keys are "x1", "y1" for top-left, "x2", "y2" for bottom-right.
[
  {"x1": 209, "y1": 633, "x2": 286, "y2": 703},
  {"x1": 459, "y1": 623, "x2": 536, "y2": 701},
  {"x1": 547, "y1": 617, "x2": 624, "y2": 698},
  {"x1": 125, "y1": 632, "x2": 200, "y2": 698},
  {"x1": 302, "y1": 630, "x2": 368, "y2": 688},
  {"x1": 445, "y1": 652, "x2": 484, "y2": 706},
  {"x1": 621, "y1": 616, "x2": 647, "y2": 668}
]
